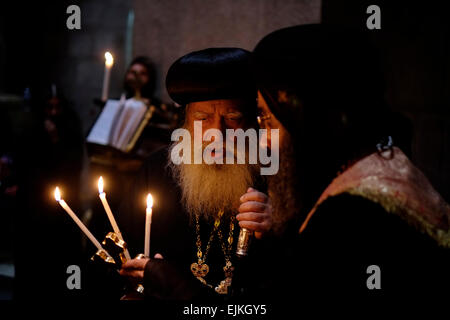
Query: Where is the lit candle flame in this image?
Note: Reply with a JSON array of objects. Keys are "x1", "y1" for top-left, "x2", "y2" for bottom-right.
[
  {"x1": 54, "y1": 187, "x2": 61, "y2": 202},
  {"x1": 98, "y1": 176, "x2": 104, "y2": 194},
  {"x1": 147, "y1": 193, "x2": 154, "y2": 209},
  {"x1": 105, "y1": 52, "x2": 114, "y2": 67}
]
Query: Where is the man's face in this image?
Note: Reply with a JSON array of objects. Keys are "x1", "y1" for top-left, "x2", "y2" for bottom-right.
[
  {"x1": 125, "y1": 63, "x2": 149, "y2": 92},
  {"x1": 169, "y1": 98, "x2": 258, "y2": 219},
  {"x1": 256, "y1": 91, "x2": 298, "y2": 231},
  {"x1": 186, "y1": 98, "x2": 248, "y2": 131},
  {"x1": 185, "y1": 98, "x2": 249, "y2": 159},
  {"x1": 256, "y1": 91, "x2": 288, "y2": 152}
]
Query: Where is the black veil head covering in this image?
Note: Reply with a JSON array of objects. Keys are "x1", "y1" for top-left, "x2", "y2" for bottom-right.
[
  {"x1": 166, "y1": 48, "x2": 256, "y2": 107},
  {"x1": 252, "y1": 24, "x2": 408, "y2": 163},
  {"x1": 253, "y1": 24, "x2": 413, "y2": 209},
  {"x1": 254, "y1": 24, "x2": 387, "y2": 135}
]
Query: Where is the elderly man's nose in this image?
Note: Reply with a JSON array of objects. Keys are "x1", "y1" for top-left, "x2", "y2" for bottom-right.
[{"x1": 211, "y1": 116, "x2": 225, "y2": 132}]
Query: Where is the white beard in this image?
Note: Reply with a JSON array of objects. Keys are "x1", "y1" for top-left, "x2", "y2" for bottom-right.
[{"x1": 168, "y1": 142, "x2": 258, "y2": 221}]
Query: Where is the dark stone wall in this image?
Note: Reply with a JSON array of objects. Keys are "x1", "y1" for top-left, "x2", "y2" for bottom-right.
[
  {"x1": 62, "y1": 0, "x2": 132, "y2": 132},
  {"x1": 0, "y1": 0, "x2": 132, "y2": 133},
  {"x1": 133, "y1": 0, "x2": 321, "y2": 101}
]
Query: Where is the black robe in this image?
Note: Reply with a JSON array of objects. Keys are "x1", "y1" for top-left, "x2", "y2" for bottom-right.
[
  {"x1": 118, "y1": 147, "x2": 274, "y2": 302},
  {"x1": 271, "y1": 193, "x2": 450, "y2": 307}
]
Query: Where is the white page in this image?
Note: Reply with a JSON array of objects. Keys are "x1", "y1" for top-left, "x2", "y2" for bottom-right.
[
  {"x1": 109, "y1": 94, "x2": 126, "y2": 145},
  {"x1": 112, "y1": 98, "x2": 147, "y2": 151},
  {"x1": 111, "y1": 99, "x2": 132, "y2": 148},
  {"x1": 86, "y1": 100, "x2": 121, "y2": 146}
]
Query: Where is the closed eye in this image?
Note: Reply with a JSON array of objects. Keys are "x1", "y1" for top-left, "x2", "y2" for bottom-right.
[
  {"x1": 225, "y1": 112, "x2": 243, "y2": 121},
  {"x1": 193, "y1": 112, "x2": 209, "y2": 120}
]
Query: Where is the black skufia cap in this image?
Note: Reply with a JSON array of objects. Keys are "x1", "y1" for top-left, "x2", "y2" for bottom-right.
[{"x1": 166, "y1": 48, "x2": 256, "y2": 106}]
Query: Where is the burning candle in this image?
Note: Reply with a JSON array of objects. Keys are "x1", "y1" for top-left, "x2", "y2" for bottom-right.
[
  {"x1": 98, "y1": 176, "x2": 131, "y2": 260},
  {"x1": 54, "y1": 187, "x2": 103, "y2": 252},
  {"x1": 145, "y1": 193, "x2": 153, "y2": 257},
  {"x1": 101, "y1": 51, "x2": 114, "y2": 101}
]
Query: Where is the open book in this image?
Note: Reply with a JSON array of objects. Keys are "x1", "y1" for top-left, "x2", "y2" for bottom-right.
[{"x1": 87, "y1": 97, "x2": 154, "y2": 152}]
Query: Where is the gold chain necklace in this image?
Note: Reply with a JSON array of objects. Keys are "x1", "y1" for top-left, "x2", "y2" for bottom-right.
[{"x1": 190, "y1": 210, "x2": 236, "y2": 294}]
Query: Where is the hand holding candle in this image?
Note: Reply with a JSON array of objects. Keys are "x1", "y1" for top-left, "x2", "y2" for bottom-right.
[
  {"x1": 101, "y1": 51, "x2": 114, "y2": 101},
  {"x1": 145, "y1": 193, "x2": 153, "y2": 257}
]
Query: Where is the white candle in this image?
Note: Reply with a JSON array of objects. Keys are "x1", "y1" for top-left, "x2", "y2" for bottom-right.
[
  {"x1": 145, "y1": 193, "x2": 153, "y2": 257},
  {"x1": 101, "y1": 52, "x2": 114, "y2": 101},
  {"x1": 98, "y1": 177, "x2": 131, "y2": 260},
  {"x1": 54, "y1": 187, "x2": 103, "y2": 252}
]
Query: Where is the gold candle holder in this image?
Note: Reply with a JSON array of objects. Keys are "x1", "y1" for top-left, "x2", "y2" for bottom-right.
[
  {"x1": 90, "y1": 249, "x2": 116, "y2": 267},
  {"x1": 236, "y1": 227, "x2": 253, "y2": 257},
  {"x1": 102, "y1": 232, "x2": 128, "y2": 268}
]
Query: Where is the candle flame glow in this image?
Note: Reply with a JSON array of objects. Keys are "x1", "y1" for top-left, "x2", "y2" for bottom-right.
[
  {"x1": 105, "y1": 52, "x2": 114, "y2": 67},
  {"x1": 98, "y1": 176, "x2": 104, "y2": 194},
  {"x1": 147, "y1": 193, "x2": 153, "y2": 209},
  {"x1": 54, "y1": 187, "x2": 61, "y2": 202}
]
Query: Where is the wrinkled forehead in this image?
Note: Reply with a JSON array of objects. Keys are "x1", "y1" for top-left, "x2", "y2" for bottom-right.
[{"x1": 187, "y1": 98, "x2": 247, "y2": 113}]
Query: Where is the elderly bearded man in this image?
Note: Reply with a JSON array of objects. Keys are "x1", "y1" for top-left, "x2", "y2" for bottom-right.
[{"x1": 118, "y1": 48, "x2": 274, "y2": 301}]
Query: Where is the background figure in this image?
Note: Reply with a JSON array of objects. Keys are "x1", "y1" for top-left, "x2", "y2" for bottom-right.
[
  {"x1": 123, "y1": 55, "x2": 179, "y2": 133},
  {"x1": 14, "y1": 85, "x2": 86, "y2": 299},
  {"x1": 124, "y1": 56, "x2": 156, "y2": 103}
]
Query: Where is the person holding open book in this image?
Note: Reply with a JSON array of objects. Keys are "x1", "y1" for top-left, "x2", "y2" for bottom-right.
[{"x1": 87, "y1": 56, "x2": 177, "y2": 153}]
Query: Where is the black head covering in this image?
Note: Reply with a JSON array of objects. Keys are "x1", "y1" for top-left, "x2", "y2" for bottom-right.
[
  {"x1": 254, "y1": 24, "x2": 412, "y2": 212},
  {"x1": 166, "y1": 48, "x2": 256, "y2": 106},
  {"x1": 253, "y1": 24, "x2": 413, "y2": 161},
  {"x1": 254, "y1": 24, "x2": 387, "y2": 137}
]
